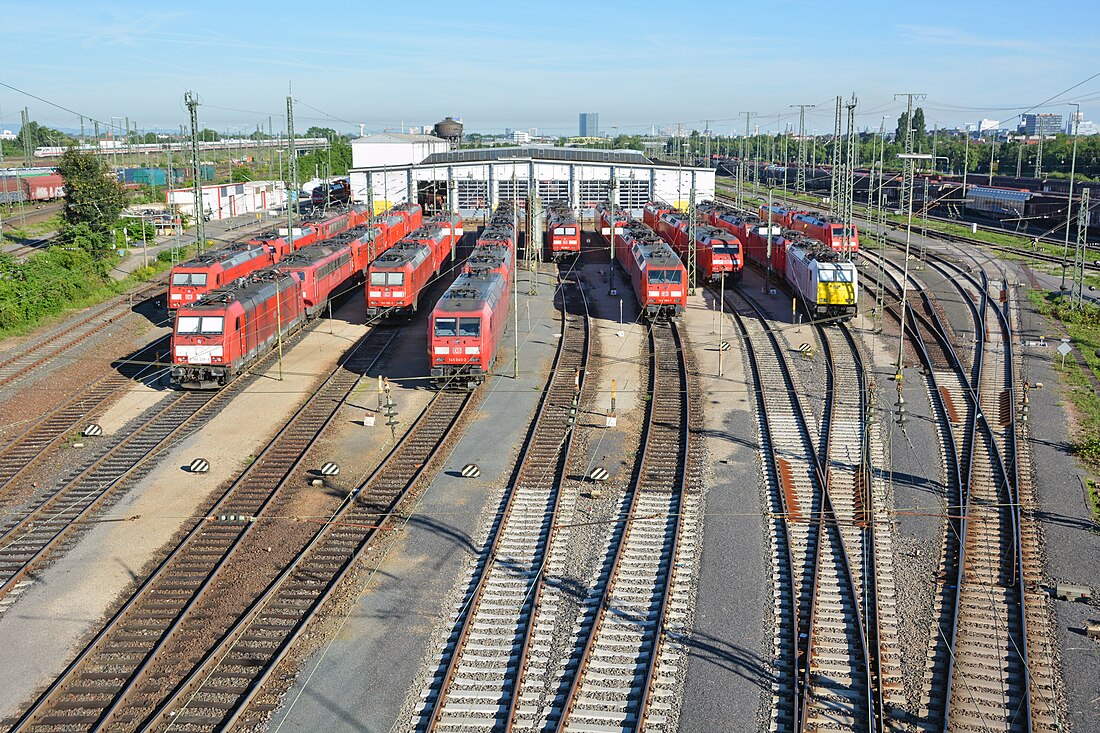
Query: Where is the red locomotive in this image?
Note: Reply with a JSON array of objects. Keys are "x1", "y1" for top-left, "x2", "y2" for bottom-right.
[
  {"x1": 275, "y1": 242, "x2": 359, "y2": 316},
  {"x1": 545, "y1": 205, "x2": 580, "y2": 261},
  {"x1": 599, "y1": 204, "x2": 687, "y2": 319},
  {"x1": 170, "y1": 271, "x2": 305, "y2": 390},
  {"x1": 366, "y1": 213, "x2": 463, "y2": 317},
  {"x1": 428, "y1": 204, "x2": 515, "y2": 389},
  {"x1": 642, "y1": 201, "x2": 673, "y2": 231},
  {"x1": 651, "y1": 209, "x2": 743, "y2": 284},
  {"x1": 787, "y1": 212, "x2": 859, "y2": 255},
  {"x1": 168, "y1": 243, "x2": 277, "y2": 309},
  {"x1": 758, "y1": 204, "x2": 798, "y2": 228}
]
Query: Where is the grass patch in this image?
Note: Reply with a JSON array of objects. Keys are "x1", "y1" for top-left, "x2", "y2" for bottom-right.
[
  {"x1": 0, "y1": 243, "x2": 193, "y2": 341},
  {"x1": 1087, "y1": 479, "x2": 1100, "y2": 523},
  {"x1": 1028, "y1": 290, "x2": 1100, "y2": 471}
]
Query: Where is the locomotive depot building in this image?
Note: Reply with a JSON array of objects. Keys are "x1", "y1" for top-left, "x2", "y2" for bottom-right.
[{"x1": 347, "y1": 133, "x2": 716, "y2": 219}]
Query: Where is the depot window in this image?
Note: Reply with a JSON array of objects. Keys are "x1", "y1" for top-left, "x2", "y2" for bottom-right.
[
  {"x1": 458, "y1": 318, "x2": 481, "y2": 337},
  {"x1": 434, "y1": 318, "x2": 457, "y2": 337},
  {"x1": 648, "y1": 269, "x2": 683, "y2": 284},
  {"x1": 172, "y1": 272, "x2": 208, "y2": 286}
]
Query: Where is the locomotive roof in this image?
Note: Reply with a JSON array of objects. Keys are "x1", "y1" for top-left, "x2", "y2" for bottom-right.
[
  {"x1": 177, "y1": 242, "x2": 263, "y2": 268},
  {"x1": 407, "y1": 223, "x2": 446, "y2": 241},
  {"x1": 372, "y1": 241, "x2": 430, "y2": 269},
  {"x1": 636, "y1": 238, "x2": 682, "y2": 267},
  {"x1": 279, "y1": 242, "x2": 347, "y2": 266},
  {"x1": 786, "y1": 234, "x2": 844, "y2": 263},
  {"x1": 436, "y1": 271, "x2": 505, "y2": 311},
  {"x1": 699, "y1": 225, "x2": 738, "y2": 241},
  {"x1": 184, "y1": 270, "x2": 296, "y2": 312}
]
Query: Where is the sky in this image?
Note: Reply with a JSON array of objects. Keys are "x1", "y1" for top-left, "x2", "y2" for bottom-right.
[{"x1": 2, "y1": 0, "x2": 1099, "y2": 139}]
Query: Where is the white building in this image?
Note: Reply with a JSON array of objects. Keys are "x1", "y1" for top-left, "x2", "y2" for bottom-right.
[
  {"x1": 347, "y1": 146, "x2": 715, "y2": 218},
  {"x1": 0, "y1": 130, "x2": 16, "y2": 141},
  {"x1": 978, "y1": 118, "x2": 1000, "y2": 132},
  {"x1": 509, "y1": 130, "x2": 532, "y2": 144},
  {"x1": 350, "y1": 132, "x2": 450, "y2": 170},
  {"x1": 166, "y1": 180, "x2": 288, "y2": 221}
]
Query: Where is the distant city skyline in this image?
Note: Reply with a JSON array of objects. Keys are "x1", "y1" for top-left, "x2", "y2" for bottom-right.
[{"x1": 2, "y1": 0, "x2": 1099, "y2": 139}]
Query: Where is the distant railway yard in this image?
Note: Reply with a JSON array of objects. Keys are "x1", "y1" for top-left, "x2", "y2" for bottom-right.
[{"x1": 0, "y1": 182, "x2": 1096, "y2": 733}]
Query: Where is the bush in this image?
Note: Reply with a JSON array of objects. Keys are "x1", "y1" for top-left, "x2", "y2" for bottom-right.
[{"x1": 0, "y1": 246, "x2": 117, "y2": 333}]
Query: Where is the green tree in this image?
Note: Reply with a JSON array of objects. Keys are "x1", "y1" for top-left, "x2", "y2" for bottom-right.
[
  {"x1": 304, "y1": 126, "x2": 339, "y2": 141},
  {"x1": 294, "y1": 139, "x2": 353, "y2": 178},
  {"x1": 912, "y1": 108, "x2": 927, "y2": 146},
  {"x1": 895, "y1": 112, "x2": 910, "y2": 146},
  {"x1": 56, "y1": 148, "x2": 126, "y2": 259},
  {"x1": 199, "y1": 128, "x2": 221, "y2": 142}
]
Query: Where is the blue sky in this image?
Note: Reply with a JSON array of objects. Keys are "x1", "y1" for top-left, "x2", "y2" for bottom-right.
[{"x1": 2, "y1": 0, "x2": 1099, "y2": 137}]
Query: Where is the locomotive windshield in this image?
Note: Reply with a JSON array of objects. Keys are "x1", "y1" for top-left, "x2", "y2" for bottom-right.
[
  {"x1": 648, "y1": 269, "x2": 683, "y2": 284},
  {"x1": 434, "y1": 318, "x2": 457, "y2": 337},
  {"x1": 370, "y1": 272, "x2": 404, "y2": 286},
  {"x1": 713, "y1": 244, "x2": 740, "y2": 255},
  {"x1": 176, "y1": 316, "x2": 224, "y2": 334},
  {"x1": 818, "y1": 267, "x2": 854, "y2": 283},
  {"x1": 172, "y1": 272, "x2": 208, "y2": 286},
  {"x1": 458, "y1": 318, "x2": 481, "y2": 337}
]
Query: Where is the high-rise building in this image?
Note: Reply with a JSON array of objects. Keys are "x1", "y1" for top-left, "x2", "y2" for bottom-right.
[
  {"x1": 978, "y1": 119, "x2": 1000, "y2": 132},
  {"x1": 1022, "y1": 113, "x2": 1063, "y2": 136},
  {"x1": 1067, "y1": 111, "x2": 1084, "y2": 135},
  {"x1": 579, "y1": 112, "x2": 599, "y2": 137}
]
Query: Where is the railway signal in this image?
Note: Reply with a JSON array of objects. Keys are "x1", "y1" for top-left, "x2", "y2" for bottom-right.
[
  {"x1": 189, "y1": 458, "x2": 210, "y2": 473},
  {"x1": 319, "y1": 462, "x2": 340, "y2": 477},
  {"x1": 83, "y1": 424, "x2": 103, "y2": 437},
  {"x1": 461, "y1": 464, "x2": 481, "y2": 478},
  {"x1": 589, "y1": 467, "x2": 610, "y2": 482}
]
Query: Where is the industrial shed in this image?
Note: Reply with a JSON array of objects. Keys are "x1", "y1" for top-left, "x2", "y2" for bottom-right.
[{"x1": 347, "y1": 144, "x2": 715, "y2": 218}]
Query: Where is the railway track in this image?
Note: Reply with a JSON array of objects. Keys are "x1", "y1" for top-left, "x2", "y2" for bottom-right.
[
  {"x1": 0, "y1": 280, "x2": 165, "y2": 391},
  {"x1": 7, "y1": 325, "x2": 401, "y2": 732},
  {"x1": 861, "y1": 248, "x2": 1060, "y2": 730},
  {"x1": 141, "y1": 387, "x2": 472, "y2": 731},
  {"x1": 416, "y1": 272, "x2": 589, "y2": 732},
  {"x1": 722, "y1": 283, "x2": 896, "y2": 731},
  {"x1": 0, "y1": 335, "x2": 168, "y2": 491},
  {"x1": 0, "y1": 322, "x2": 314, "y2": 614},
  {"x1": 552, "y1": 319, "x2": 693, "y2": 733}
]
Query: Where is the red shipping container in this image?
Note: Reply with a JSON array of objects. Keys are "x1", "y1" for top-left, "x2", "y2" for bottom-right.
[{"x1": 24, "y1": 174, "x2": 64, "y2": 201}]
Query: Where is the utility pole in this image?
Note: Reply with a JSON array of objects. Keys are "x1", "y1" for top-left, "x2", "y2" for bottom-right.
[
  {"x1": 185, "y1": 92, "x2": 206, "y2": 254},
  {"x1": 1035, "y1": 113, "x2": 1053, "y2": 178},
  {"x1": 739, "y1": 112, "x2": 756, "y2": 193},
  {"x1": 287, "y1": 92, "x2": 298, "y2": 241},
  {"x1": 894, "y1": 92, "x2": 926, "y2": 219},
  {"x1": 829, "y1": 96, "x2": 841, "y2": 215},
  {"x1": 962, "y1": 130, "x2": 970, "y2": 195},
  {"x1": 687, "y1": 181, "x2": 697, "y2": 295},
  {"x1": 608, "y1": 169, "x2": 617, "y2": 295},
  {"x1": 1060, "y1": 104, "x2": 1081, "y2": 291},
  {"x1": 842, "y1": 94, "x2": 858, "y2": 258},
  {"x1": 989, "y1": 133, "x2": 998, "y2": 185},
  {"x1": 1072, "y1": 189, "x2": 1089, "y2": 308},
  {"x1": 792, "y1": 104, "x2": 814, "y2": 193}
]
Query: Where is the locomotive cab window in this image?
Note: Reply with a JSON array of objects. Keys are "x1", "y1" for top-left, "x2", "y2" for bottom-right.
[
  {"x1": 176, "y1": 316, "x2": 201, "y2": 334},
  {"x1": 458, "y1": 318, "x2": 481, "y2": 337},
  {"x1": 386, "y1": 272, "x2": 404, "y2": 286},
  {"x1": 434, "y1": 318, "x2": 457, "y2": 337},
  {"x1": 648, "y1": 269, "x2": 683, "y2": 284},
  {"x1": 172, "y1": 272, "x2": 207, "y2": 286},
  {"x1": 200, "y1": 317, "x2": 224, "y2": 334}
]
